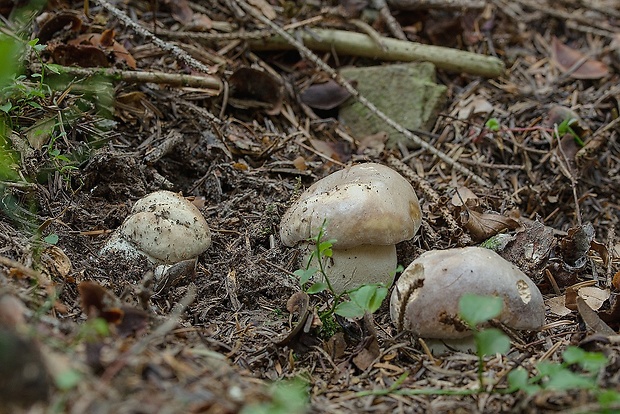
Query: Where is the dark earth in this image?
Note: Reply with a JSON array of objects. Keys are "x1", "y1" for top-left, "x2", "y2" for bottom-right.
[{"x1": 1, "y1": 0, "x2": 620, "y2": 413}]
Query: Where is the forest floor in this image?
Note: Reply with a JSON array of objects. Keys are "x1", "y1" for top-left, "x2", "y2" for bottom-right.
[{"x1": 1, "y1": 0, "x2": 620, "y2": 413}]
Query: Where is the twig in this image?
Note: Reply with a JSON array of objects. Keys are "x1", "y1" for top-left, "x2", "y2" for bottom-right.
[
  {"x1": 31, "y1": 63, "x2": 222, "y2": 92},
  {"x1": 372, "y1": 0, "x2": 407, "y2": 40},
  {"x1": 248, "y1": 28, "x2": 505, "y2": 79},
  {"x1": 94, "y1": 0, "x2": 218, "y2": 75},
  {"x1": 101, "y1": 284, "x2": 197, "y2": 382},
  {"x1": 237, "y1": 1, "x2": 493, "y2": 187}
]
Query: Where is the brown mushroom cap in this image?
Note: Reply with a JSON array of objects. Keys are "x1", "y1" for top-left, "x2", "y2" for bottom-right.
[
  {"x1": 280, "y1": 163, "x2": 422, "y2": 250},
  {"x1": 390, "y1": 247, "x2": 545, "y2": 339}
]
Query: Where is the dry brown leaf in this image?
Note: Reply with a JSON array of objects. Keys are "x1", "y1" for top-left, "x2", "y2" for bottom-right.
[
  {"x1": 576, "y1": 296, "x2": 615, "y2": 336},
  {"x1": 451, "y1": 186, "x2": 479, "y2": 208},
  {"x1": 228, "y1": 67, "x2": 283, "y2": 114},
  {"x1": 461, "y1": 210, "x2": 518, "y2": 242},
  {"x1": 352, "y1": 335, "x2": 380, "y2": 371},
  {"x1": 578, "y1": 286, "x2": 610, "y2": 311},
  {"x1": 78, "y1": 281, "x2": 124, "y2": 323},
  {"x1": 546, "y1": 295, "x2": 572, "y2": 316},
  {"x1": 300, "y1": 79, "x2": 351, "y2": 110},
  {"x1": 551, "y1": 37, "x2": 609, "y2": 80}
]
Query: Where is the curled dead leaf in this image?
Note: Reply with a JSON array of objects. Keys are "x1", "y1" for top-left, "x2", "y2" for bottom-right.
[
  {"x1": 551, "y1": 37, "x2": 609, "y2": 80},
  {"x1": 228, "y1": 67, "x2": 283, "y2": 114},
  {"x1": 460, "y1": 209, "x2": 518, "y2": 242},
  {"x1": 300, "y1": 79, "x2": 351, "y2": 110},
  {"x1": 576, "y1": 296, "x2": 615, "y2": 336}
]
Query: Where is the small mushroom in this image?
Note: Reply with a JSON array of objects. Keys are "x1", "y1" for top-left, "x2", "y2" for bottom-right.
[
  {"x1": 280, "y1": 163, "x2": 422, "y2": 293},
  {"x1": 101, "y1": 191, "x2": 211, "y2": 265},
  {"x1": 390, "y1": 247, "x2": 545, "y2": 339}
]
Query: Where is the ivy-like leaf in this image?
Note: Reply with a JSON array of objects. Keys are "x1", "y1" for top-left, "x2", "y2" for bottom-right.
[
  {"x1": 507, "y1": 368, "x2": 541, "y2": 395},
  {"x1": 562, "y1": 346, "x2": 608, "y2": 373},
  {"x1": 306, "y1": 282, "x2": 327, "y2": 294},
  {"x1": 459, "y1": 294, "x2": 504, "y2": 328},
  {"x1": 293, "y1": 267, "x2": 317, "y2": 286},
  {"x1": 475, "y1": 328, "x2": 510, "y2": 356},
  {"x1": 334, "y1": 301, "x2": 364, "y2": 319}
]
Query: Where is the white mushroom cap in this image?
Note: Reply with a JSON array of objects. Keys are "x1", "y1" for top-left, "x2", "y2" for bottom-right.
[
  {"x1": 280, "y1": 163, "x2": 421, "y2": 249},
  {"x1": 101, "y1": 191, "x2": 211, "y2": 264},
  {"x1": 390, "y1": 247, "x2": 545, "y2": 339}
]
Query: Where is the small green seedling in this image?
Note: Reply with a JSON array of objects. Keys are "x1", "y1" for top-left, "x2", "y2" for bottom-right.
[
  {"x1": 292, "y1": 221, "x2": 395, "y2": 333},
  {"x1": 459, "y1": 294, "x2": 511, "y2": 389},
  {"x1": 485, "y1": 117, "x2": 501, "y2": 132},
  {"x1": 240, "y1": 378, "x2": 308, "y2": 414},
  {"x1": 556, "y1": 117, "x2": 584, "y2": 147}
]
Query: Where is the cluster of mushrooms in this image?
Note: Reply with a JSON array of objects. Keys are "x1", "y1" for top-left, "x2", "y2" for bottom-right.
[{"x1": 101, "y1": 162, "x2": 545, "y2": 349}]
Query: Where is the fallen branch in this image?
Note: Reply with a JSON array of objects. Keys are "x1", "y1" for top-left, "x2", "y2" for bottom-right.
[
  {"x1": 32, "y1": 64, "x2": 222, "y2": 92},
  {"x1": 247, "y1": 28, "x2": 505, "y2": 78},
  {"x1": 237, "y1": 0, "x2": 492, "y2": 187}
]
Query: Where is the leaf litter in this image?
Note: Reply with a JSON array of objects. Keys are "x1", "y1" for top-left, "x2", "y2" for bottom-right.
[{"x1": 0, "y1": 0, "x2": 619, "y2": 413}]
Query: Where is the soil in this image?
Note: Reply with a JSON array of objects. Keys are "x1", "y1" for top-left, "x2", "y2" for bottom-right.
[{"x1": 1, "y1": 0, "x2": 619, "y2": 413}]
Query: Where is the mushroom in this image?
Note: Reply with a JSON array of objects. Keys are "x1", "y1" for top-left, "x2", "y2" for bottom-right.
[
  {"x1": 100, "y1": 191, "x2": 211, "y2": 265},
  {"x1": 390, "y1": 247, "x2": 545, "y2": 340},
  {"x1": 280, "y1": 163, "x2": 422, "y2": 293}
]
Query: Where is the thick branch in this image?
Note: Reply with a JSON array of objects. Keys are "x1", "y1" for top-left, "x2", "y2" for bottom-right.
[{"x1": 248, "y1": 28, "x2": 505, "y2": 78}]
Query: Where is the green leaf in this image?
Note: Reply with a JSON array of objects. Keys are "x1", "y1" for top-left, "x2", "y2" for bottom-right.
[
  {"x1": 474, "y1": 328, "x2": 510, "y2": 356},
  {"x1": 334, "y1": 300, "x2": 365, "y2": 319},
  {"x1": 44, "y1": 233, "x2": 59, "y2": 245},
  {"x1": 349, "y1": 285, "x2": 376, "y2": 309},
  {"x1": 562, "y1": 346, "x2": 608, "y2": 373},
  {"x1": 306, "y1": 282, "x2": 327, "y2": 294},
  {"x1": 537, "y1": 362, "x2": 595, "y2": 390},
  {"x1": 485, "y1": 117, "x2": 500, "y2": 131},
  {"x1": 55, "y1": 369, "x2": 82, "y2": 391},
  {"x1": 293, "y1": 267, "x2": 317, "y2": 286},
  {"x1": 598, "y1": 389, "x2": 620, "y2": 407},
  {"x1": 459, "y1": 294, "x2": 504, "y2": 327},
  {"x1": 366, "y1": 286, "x2": 388, "y2": 313},
  {"x1": 0, "y1": 102, "x2": 12, "y2": 113},
  {"x1": 507, "y1": 367, "x2": 541, "y2": 395}
]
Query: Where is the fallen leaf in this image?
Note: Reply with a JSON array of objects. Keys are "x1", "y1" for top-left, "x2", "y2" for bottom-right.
[
  {"x1": 67, "y1": 31, "x2": 136, "y2": 69},
  {"x1": 457, "y1": 97, "x2": 494, "y2": 120},
  {"x1": 36, "y1": 11, "x2": 82, "y2": 44},
  {"x1": 551, "y1": 37, "x2": 609, "y2": 80},
  {"x1": 578, "y1": 286, "x2": 610, "y2": 311},
  {"x1": 325, "y1": 332, "x2": 347, "y2": 360},
  {"x1": 461, "y1": 210, "x2": 519, "y2": 242},
  {"x1": 612, "y1": 271, "x2": 620, "y2": 291},
  {"x1": 50, "y1": 43, "x2": 110, "y2": 67},
  {"x1": 451, "y1": 186, "x2": 479, "y2": 208},
  {"x1": 546, "y1": 295, "x2": 572, "y2": 316},
  {"x1": 228, "y1": 67, "x2": 283, "y2": 114},
  {"x1": 78, "y1": 281, "x2": 123, "y2": 323},
  {"x1": 352, "y1": 335, "x2": 380, "y2": 371},
  {"x1": 560, "y1": 222, "x2": 595, "y2": 267},
  {"x1": 300, "y1": 79, "x2": 351, "y2": 110},
  {"x1": 40, "y1": 245, "x2": 72, "y2": 278},
  {"x1": 576, "y1": 296, "x2": 615, "y2": 336}
]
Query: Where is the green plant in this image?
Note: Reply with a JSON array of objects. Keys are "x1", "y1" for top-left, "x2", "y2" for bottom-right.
[
  {"x1": 292, "y1": 221, "x2": 393, "y2": 321},
  {"x1": 459, "y1": 294, "x2": 511, "y2": 389},
  {"x1": 240, "y1": 378, "x2": 308, "y2": 414},
  {"x1": 556, "y1": 117, "x2": 585, "y2": 147}
]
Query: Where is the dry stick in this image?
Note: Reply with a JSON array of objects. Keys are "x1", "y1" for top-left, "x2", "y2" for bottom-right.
[
  {"x1": 94, "y1": 0, "x2": 218, "y2": 75},
  {"x1": 372, "y1": 0, "x2": 407, "y2": 40},
  {"x1": 248, "y1": 28, "x2": 505, "y2": 78},
  {"x1": 237, "y1": 2, "x2": 492, "y2": 187},
  {"x1": 101, "y1": 285, "x2": 197, "y2": 383},
  {"x1": 32, "y1": 63, "x2": 222, "y2": 91}
]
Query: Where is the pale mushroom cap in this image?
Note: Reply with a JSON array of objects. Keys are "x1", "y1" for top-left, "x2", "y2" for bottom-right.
[
  {"x1": 390, "y1": 247, "x2": 545, "y2": 339},
  {"x1": 107, "y1": 191, "x2": 211, "y2": 264},
  {"x1": 280, "y1": 163, "x2": 421, "y2": 249}
]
